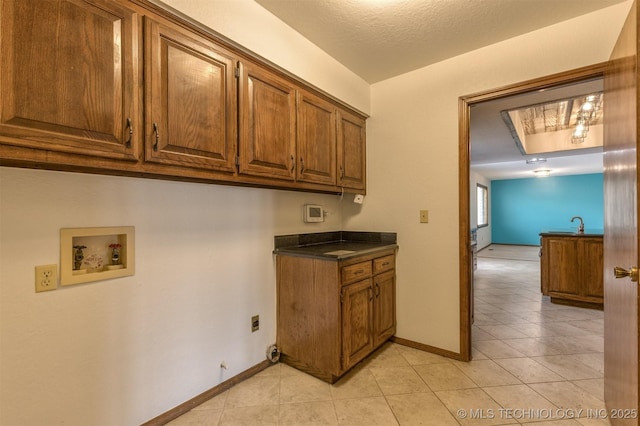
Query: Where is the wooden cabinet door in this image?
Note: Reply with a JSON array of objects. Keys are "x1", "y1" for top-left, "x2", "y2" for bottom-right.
[
  {"x1": 297, "y1": 91, "x2": 337, "y2": 185},
  {"x1": 579, "y1": 238, "x2": 604, "y2": 299},
  {"x1": 238, "y1": 61, "x2": 296, "y2": 180},
  {"x1": 0, "y1": 0, "x2": 139, "y2": 160},
  {"x1": 144, "y1": 17, "x2": 236, "y2": 172},
  {"x1": 341, "y1": 279, "x2": 373, "y2": 370},
  {"x1": 546, "y1": 238, "x2": 579, "y2": 296},
  {"x1": 373, "y1": 270, "x2": 396, "y2": 346},
  {"x1": 337, "y1": 110, "x2": 366, "y2": 192}
]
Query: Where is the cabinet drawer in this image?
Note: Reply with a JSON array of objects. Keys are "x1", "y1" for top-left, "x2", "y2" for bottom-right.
[
  {"x1": 373, "y1": 255, "x2": 395, "y2": 274},
  {"x1": 342, "y1": 261, "x2": 372, "y2": 284}
]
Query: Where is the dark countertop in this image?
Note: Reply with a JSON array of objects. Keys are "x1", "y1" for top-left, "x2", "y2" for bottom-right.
[
  {"x1": 274, "y1": 231, "x2": 398, "y2": 260},
  {"x1": 540, "y1": 228, "x2": 603, "y2": 237}
]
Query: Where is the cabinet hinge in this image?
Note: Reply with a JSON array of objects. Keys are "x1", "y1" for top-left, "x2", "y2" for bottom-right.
[{"x1": 235, "y1": 156, "x2": 240, "y2": 168}]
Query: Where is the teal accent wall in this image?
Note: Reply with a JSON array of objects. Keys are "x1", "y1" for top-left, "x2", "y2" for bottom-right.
[{"x1": 491, "y1": 173, "x2": 603, "y2": 245}]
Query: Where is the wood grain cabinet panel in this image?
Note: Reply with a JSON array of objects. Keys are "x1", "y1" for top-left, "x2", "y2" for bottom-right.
[
  {"x1": 337, "y1": 110, "x2": 366, "y2": 192},
  {"x1": 540, "y1": 235, "x2": 603, "y2": 308},
  {"x1": 0, "y1": 0, "x2": 139, "y2": 160},
  {"x1": 276, "y1": 249, "x2": 396, "y2": 383},
  {"x1": 296, "y1": 91, "x2": 337, "y2": 185},
  {"x1": 238, "y1": 61, "x2": 296, "y2": 180},
  {"x1": 579, "y1": 238, "x2": 604, "y2": 299},
  {"x1": 276, "y1": 256, "x2": 341, "y2": 376},
  {"x1": 341, "y1": 278, "x2": 374, "y2": 369},
  {"x1": 373, "y1": 270, "x2": 396, "y2": 346},
  {"x1": 373, "y1": 255, "x2": 395, "y2": 274},
  {"x1": 547, "y1": 238, "x2": 579, "y2": 296},
  {"x1": 144, "y1": 17, "x2": 236, "y2": 172},
  {"x1": 341, "y1": 261, "x2": 372, "y2": 285}
]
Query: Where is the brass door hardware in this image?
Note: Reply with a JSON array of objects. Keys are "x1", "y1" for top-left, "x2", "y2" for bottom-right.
[{"x1": 614, "y1": 266, "x2": 639, "y2": 282}]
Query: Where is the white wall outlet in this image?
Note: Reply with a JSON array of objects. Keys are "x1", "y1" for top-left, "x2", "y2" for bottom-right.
[{"x1": 35, "y1": 264, "x2": 58, "y2": 293}]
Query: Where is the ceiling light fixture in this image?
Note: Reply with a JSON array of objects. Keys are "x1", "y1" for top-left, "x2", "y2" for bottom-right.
[
  {"x1": 534, "y1": 169, "x2": 551, "y2": 177},
  {"x1": 502, "y1": 92, "x2": 603, "y2": 154},
  {"x1": 571, "y1": 94, "x2": 602, "y2": 144},
  {"x1": 526, "y1": 157, "x2": 547, "y2": 165}
]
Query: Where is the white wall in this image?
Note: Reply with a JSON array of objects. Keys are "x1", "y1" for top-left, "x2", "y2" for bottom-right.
[
  {"x1": 0, "y1": 0, "x2": 369, "y2": 424},
  {"x1": 0, "y1": 170, "x2": 356, "y2": 425},
  {"x1": 343, "y1": 1, "x2": 632, "y2": 352}
]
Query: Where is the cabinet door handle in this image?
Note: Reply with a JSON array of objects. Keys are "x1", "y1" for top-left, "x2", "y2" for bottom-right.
[
  {"x1": 125, "y1": 118, "x2": 133, "y2": 148},
  {"x1": 354, "y1": 269, "x2": 364, "y2": 275},
  {"x1": 340, "y1": 165, "x2": 344, "y2": 179},
  {"x1": 375, "y1": 282, "x2": 380, "y2": 297},
  {"x1": 300, "y1": 157, "x2": 305, "y2": 173},
  {"x1": 152, "y1": 122, "x2": 159, "y2": 152},
  {"x1": 382, "y1": 262, "x2": 390, "y2": 267},
  {"x1": 290, "y1": 155, "x2": 295, "y2": 173}
]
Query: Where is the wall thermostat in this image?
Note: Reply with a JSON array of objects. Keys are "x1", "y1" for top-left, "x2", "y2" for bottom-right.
[{"x1": 304, "y1": 204, "x2": 324, "y2": 223}]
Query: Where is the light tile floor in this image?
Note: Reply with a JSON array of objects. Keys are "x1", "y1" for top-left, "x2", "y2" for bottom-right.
[{"x1": 169, "y1": 244, "x2": 608, "y2": 425}]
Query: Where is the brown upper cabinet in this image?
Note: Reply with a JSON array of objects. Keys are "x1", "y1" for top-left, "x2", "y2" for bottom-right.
[
  {"x1": 0, "y1": 0, "x2": 367, "y2": 194},
  {"x1": 144, "y1": 17, "x2": 237, "y2": 173},
  {"x1": 296, "y1": 91, "x2": 337, "y2": 186},
  {"x1": 337, "y1": 110, "x2": 366, "y2": 192},
  {"x1": 0, "y1": 0, "x2": 139, "y2": 161},
  {"x1": 238, "y1": 60, "x2": 297, "y2": 181}
]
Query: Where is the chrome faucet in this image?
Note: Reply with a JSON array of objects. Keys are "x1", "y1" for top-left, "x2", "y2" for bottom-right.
[{"x1": 571, "y1": 216, "x2": 585, "y2": 233}]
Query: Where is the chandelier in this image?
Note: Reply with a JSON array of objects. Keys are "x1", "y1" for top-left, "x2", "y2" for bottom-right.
[{"x1": 571, "y1": 94, "x2": 601, "y2": 144}]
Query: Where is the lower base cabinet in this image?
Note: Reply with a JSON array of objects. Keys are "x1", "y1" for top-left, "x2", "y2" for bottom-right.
[
  {"x1": 540, "y1": 235, "x2": 603, "y2": 308},
  {"x1": 276, "y1": 249, "x2": 396, "y2": 383}
]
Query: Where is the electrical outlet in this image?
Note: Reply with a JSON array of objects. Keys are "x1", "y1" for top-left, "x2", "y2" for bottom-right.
[
  {"x1": 251, "y1": 315, "x2": 259, "y2": 332},
  {"x1": 35, "y1": 264, "x2": 58, "y2": 293},
  {"x1": 420, "y1": 210, "x2": 429, "y2": 223}
]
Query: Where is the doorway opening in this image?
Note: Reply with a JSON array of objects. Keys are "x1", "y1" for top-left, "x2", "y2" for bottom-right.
[{"x1": 458, "y1": 62, "x2": 608, "y2": 361}]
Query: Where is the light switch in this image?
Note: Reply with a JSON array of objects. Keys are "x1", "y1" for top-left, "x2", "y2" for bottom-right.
[{"x1": 420, "y1": 210, "x2": 429, "y2": 223}]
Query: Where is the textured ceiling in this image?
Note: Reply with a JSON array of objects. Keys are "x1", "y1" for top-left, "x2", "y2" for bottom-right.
[{"x1": 255, "y1": 0, "x2": 627, "y2": 84}]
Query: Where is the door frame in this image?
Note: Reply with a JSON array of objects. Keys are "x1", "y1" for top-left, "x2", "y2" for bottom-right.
[{"x1": 457, "y1": 62, "x2": 608, "y2": 361}]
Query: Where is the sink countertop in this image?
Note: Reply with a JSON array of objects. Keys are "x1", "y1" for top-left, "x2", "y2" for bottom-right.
[
  {"x1": 540, "y1": 228, "x2": 603, "y2": 236},
  {"x1": 274, "y1": 231, "x2": 398, "y2": 260}
]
